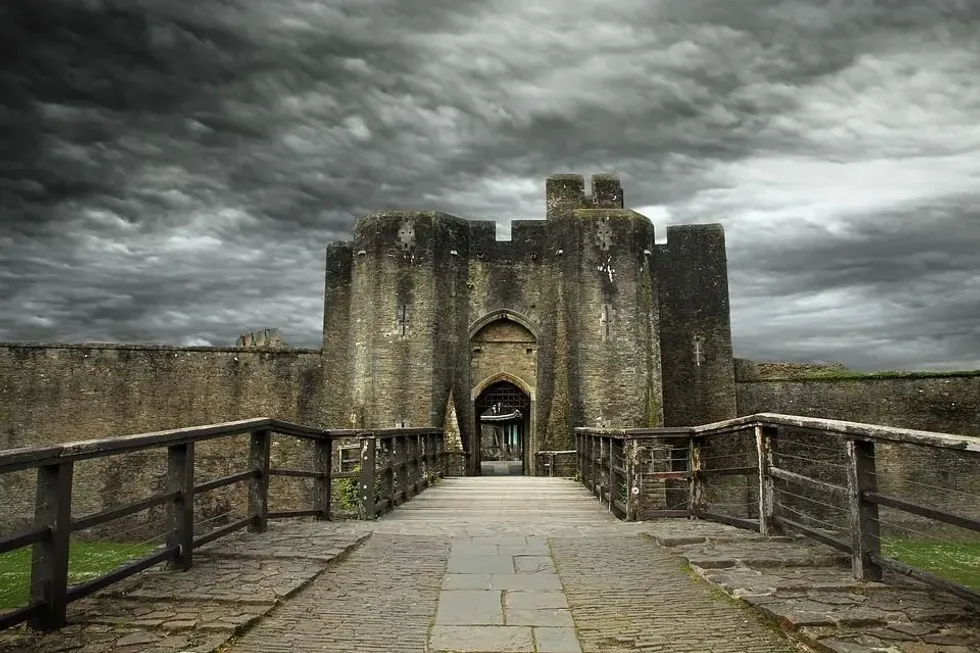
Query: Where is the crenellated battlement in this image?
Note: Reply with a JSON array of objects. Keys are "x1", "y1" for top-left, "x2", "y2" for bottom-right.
[{"x1": 545, "y1": 173, "x2": 624, "y2": 219}]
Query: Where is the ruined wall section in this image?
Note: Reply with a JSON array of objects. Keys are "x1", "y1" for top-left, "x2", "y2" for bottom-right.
[
  {"x1": 322, "y1": 242, "x2": 353, "y2": 426},
  {"x1": 656, "y1": 224, "x2": 737, "y2": 426},
  {"x1": 0, "y1": 344, "x2": 326, "y2": 536}
]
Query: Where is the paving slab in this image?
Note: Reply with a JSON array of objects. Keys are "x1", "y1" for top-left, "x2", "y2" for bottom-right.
[
  {"x1": 429, "y1": 625, "x2": 535, "y2": 652},
  {"x1": 514, "y1": 555, "x2": 556, "y2": 574},
  {"x1": 448, "y1": 553, "x2": 516, "y2": 574},
  {"x1": 108, "y1": 554, "x2": 324, "y2": 603},
  {"x1": 505, "y1": 591, "x2": 568, "y2": 610},
  {"x1": 534, "y1": 626, "x2": 583, "y2": 653},
  {"x1": 443, "y1": 572, "x2": 565, "y2": 590},
  {"x1": 436, "y1": 589, "x2": 504, "y2": 625},
  {"x1": 506, "y1": 607, "x2": 575, "y2": 627}
]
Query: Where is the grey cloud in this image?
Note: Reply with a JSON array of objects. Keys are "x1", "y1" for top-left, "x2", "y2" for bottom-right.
[{"x1": 1, "y1": 0, "x2": 978, "y2": 369}]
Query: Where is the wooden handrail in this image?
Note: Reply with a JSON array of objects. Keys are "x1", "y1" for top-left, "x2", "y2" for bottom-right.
[
  {"x1": 574, "y1": 414, "x2": 980, "y2": 605},
  {"x1": 577, "y1": 413, "x2": 980, "y2": 452},
  {"x1": 0, "y1": 418, "x2": 446, "y2": 633}
]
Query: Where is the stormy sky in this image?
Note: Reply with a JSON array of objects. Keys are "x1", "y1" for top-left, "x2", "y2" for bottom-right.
[{"x1": 1, "y1": 0, "x2": 978, "y2": 371}]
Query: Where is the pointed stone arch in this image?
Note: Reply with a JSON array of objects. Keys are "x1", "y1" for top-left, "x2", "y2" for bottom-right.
[
  {"x1": 471, "y1": 371, "x2": 534, "y2": 401},
  {"x1": 468, "y1": 309, "x2": 538, "y2": 341}
]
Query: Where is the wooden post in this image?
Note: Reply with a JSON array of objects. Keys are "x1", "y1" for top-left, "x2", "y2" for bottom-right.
[
  {"x1": 606, "y1": 438, "x2": 614, "y2": 510},
  {"x1": 29, "y1": 461, "x2": 73, "y2": 631},
  {"x1": 434, "y1": 433, "x2": 442, "y2": 476},
  {"x1": 591, "y1": 436, "x2": 599, "y2": 495},
  {"x1": 399, "y1": 435, "x2": 409, "y2": 501},
  {"x1": 688, "y1": 436, "x2": 704, "y2": 518},
  {"x1": 847, "y1": 438, "x2": 882, "y2": 581},
  {"x1": 314, "y1": 437, "x2": 332, "y2": 521},
  {"x1": 755, "y1": 424, "x2": 779, "y2": 536},
  {"x1": 359, "y1": 435, "x2": 377, "y2": 519},
  {"x1": 166, "y1": 443, "x2": 195, "y2": 571},
  {"x1": 248, "y1": 429, "x2": 271, "y2": 533},
  {"x1": 625, "y1": 440, "x2": 637, "y2": 521}
]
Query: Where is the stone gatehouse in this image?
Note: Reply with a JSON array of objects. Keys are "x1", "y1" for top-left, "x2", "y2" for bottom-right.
[{"x1": 321, "y1": 174, "x2": 737, "y2": 475}]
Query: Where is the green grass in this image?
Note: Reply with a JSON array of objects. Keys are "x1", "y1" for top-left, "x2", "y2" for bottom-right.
[
  {"x1": 882, "y1": 537, "x2": 980, "y2": 590},
  {"x1": 0, "y1": 541, "x2": 157, "y2": 610},
  {"x1": 759, "y1": 369, "x2": 980, "y2": 382}
]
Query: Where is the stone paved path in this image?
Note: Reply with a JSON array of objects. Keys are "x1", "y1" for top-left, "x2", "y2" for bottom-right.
[
  {"x1": 4, "y1": 477, "x2": 977, "y2": 653},
  {"x1": 220, "y1": 478, "x2": 800, "y2": 653},
  {"x1": 224, "y1": 533, "x2": 449, "y2": 652}
]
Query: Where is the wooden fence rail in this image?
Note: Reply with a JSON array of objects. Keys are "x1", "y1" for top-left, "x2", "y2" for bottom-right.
[
  {"x1": 0, "y1": 419, "x2": 444, "y2": 632},
  {"x1": 357, "y1": 429, "x2": 445, "y2": 519},
  {"x1": 576, "y1": 413, "x2": 980, "y2": 605}
]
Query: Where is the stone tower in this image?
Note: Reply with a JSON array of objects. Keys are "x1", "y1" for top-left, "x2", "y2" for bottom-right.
[{"x1": 320, "y1": 174, "x2": 737, "y2": 475}]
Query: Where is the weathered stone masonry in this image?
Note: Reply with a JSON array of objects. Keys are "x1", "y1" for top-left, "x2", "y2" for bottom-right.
[{"x1": 321, "y1": 174, "x2": 738, "y2": 474}]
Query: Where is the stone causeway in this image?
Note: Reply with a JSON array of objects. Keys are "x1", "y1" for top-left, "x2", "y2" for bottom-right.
[{"x1": 1, "y1": 477, "x2": 977, "y2": 653}]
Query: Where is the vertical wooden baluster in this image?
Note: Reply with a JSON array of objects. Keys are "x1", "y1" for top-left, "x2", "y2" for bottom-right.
[
  {"x1": 167, "y1": 442, "x2": 195, "y2": 571},
  {"x1": 847, "y1": 438, "x2": 882, "y2": 581},
  {"x1": 248, "y1": 429, "x2": 271, "y2": 533},
  {"x1": 755, "y1": 425, "x2": 779, "y2": 536},
  {"x1": 314, "y1": 436, "x2": 333, "y2": 520},
  {"x1": 359, "y1": 435, "x2": 377, "y2": 519},
  {"x1": 688, "y1": 436, "x2": 704, "y2": 518},
  {"x1": 29, "y1": 461, "x2": 73, "y2": 631}
]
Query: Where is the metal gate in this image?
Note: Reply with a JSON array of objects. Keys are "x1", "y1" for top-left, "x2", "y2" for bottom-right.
[{"x1": 475, "y1": 381, "x2": 530, "y2": 468}]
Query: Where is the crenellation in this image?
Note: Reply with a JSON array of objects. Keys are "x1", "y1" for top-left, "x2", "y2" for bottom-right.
[
  {"x1": 590, "y1": 173, "x2": 624, "y2": 209},
  {"x1": 545, "y1": 173, "x2": 587, "y2": 219}
]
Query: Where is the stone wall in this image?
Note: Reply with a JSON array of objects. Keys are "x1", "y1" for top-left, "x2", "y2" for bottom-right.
[
  {"x1": 657, "y1": 224, "x2": 737, "y2": 427},
  {"x1": 0, "y1": 343, "x2": 333, "y2": 539},
  {"x1": 735, "y1": 374, "x2": 980, "y2": 437},
  {"x1": 470, "y1": 320, "x2": 537, "y2": 398},
  {"x1": 534, "y1": 451, "x2": 577, "y2": 478},
  {"x1": 736, "y1": 373, "x2": 980, "y2": 540}
]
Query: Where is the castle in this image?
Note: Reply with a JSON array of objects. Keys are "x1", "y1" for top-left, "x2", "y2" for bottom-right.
[{"x1": 321, "y1": 174, "x2": 737, "y2": 475}]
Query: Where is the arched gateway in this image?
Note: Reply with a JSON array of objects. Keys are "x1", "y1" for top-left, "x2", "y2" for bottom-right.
[{"x1": 470, "y1": 313, "x2": 537, "y2": 475}]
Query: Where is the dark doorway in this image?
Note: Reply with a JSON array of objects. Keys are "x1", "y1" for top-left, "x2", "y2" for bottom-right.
[{"x1": 475, "y1": 381, "x2": 530, "y2": 476}]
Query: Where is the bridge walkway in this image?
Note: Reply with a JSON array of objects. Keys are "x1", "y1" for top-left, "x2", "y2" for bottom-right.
[
  {"x1": 4, "y1": 478, "x2": 978, "y2": 653},
  {"x1": 225, "y1": 477, "x2": 799, "y2": 653}
]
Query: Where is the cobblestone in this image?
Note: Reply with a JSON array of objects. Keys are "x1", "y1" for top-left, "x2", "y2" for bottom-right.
[
  {"x1": 551, "y1": 534, "x2": 800, "y2": 653},
  {"x1": 223, "y1": 534, "x2": 449, "y2": 652},
  {"x1": 646, "y1": 521, "x2": 980, "y2": 653},
  {"x1": 0, "y1": 522, "x2": 366, "y2": 653}
]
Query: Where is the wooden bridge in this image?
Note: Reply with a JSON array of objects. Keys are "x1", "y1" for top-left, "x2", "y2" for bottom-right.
[{"x1": 0, "y1": 415, "x2": 978, "y2": 652}]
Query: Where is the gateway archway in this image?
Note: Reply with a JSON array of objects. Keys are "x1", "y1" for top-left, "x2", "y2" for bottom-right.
[{"x1": 474, "y1": 381, "x2": 531, "y2": 475}]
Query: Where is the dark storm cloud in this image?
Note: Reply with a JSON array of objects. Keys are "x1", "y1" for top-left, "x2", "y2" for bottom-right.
[{"x1": 1, "y1": 0, "x2": 978, "y2": 369}]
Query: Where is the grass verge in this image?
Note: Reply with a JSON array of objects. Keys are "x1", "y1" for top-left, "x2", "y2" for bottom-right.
[
  {"x1": 0, "y1": 541, "x2": 157, "y2": 610},
  {"x1": 882, "y1": 537, "x2": 980, "y2": 590}
]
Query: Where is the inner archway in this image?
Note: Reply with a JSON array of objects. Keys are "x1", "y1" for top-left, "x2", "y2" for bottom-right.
[{"x1": 475, "y1": 381, "x2": 531, "y2": 476}]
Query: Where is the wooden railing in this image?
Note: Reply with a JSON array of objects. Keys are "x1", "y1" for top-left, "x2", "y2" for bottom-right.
[
  {"x1": 0, "y1": 419, "x2": 444, "y2": 632},
  {"x1": 357, "y1": 429, "x2": 445, "y2": 518},
  {"x1": 576, "y1": 414, "x2": 980, "y2": 604}
]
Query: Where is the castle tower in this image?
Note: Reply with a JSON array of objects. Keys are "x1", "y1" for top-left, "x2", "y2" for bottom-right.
[
  {"x1": 542, "y1": 174, "x2": 662, "y2": 434},
  {"x1": 345, "y1": 211, "x2": 470, "y2": 435},
  {"x1": 322, "y1": 174, "x2": 737, "y2": 475}
]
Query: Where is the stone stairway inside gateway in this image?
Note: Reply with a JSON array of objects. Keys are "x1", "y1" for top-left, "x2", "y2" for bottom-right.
[{"x1": 3, "y1": 477, "x2": 978, "y2": 653}]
